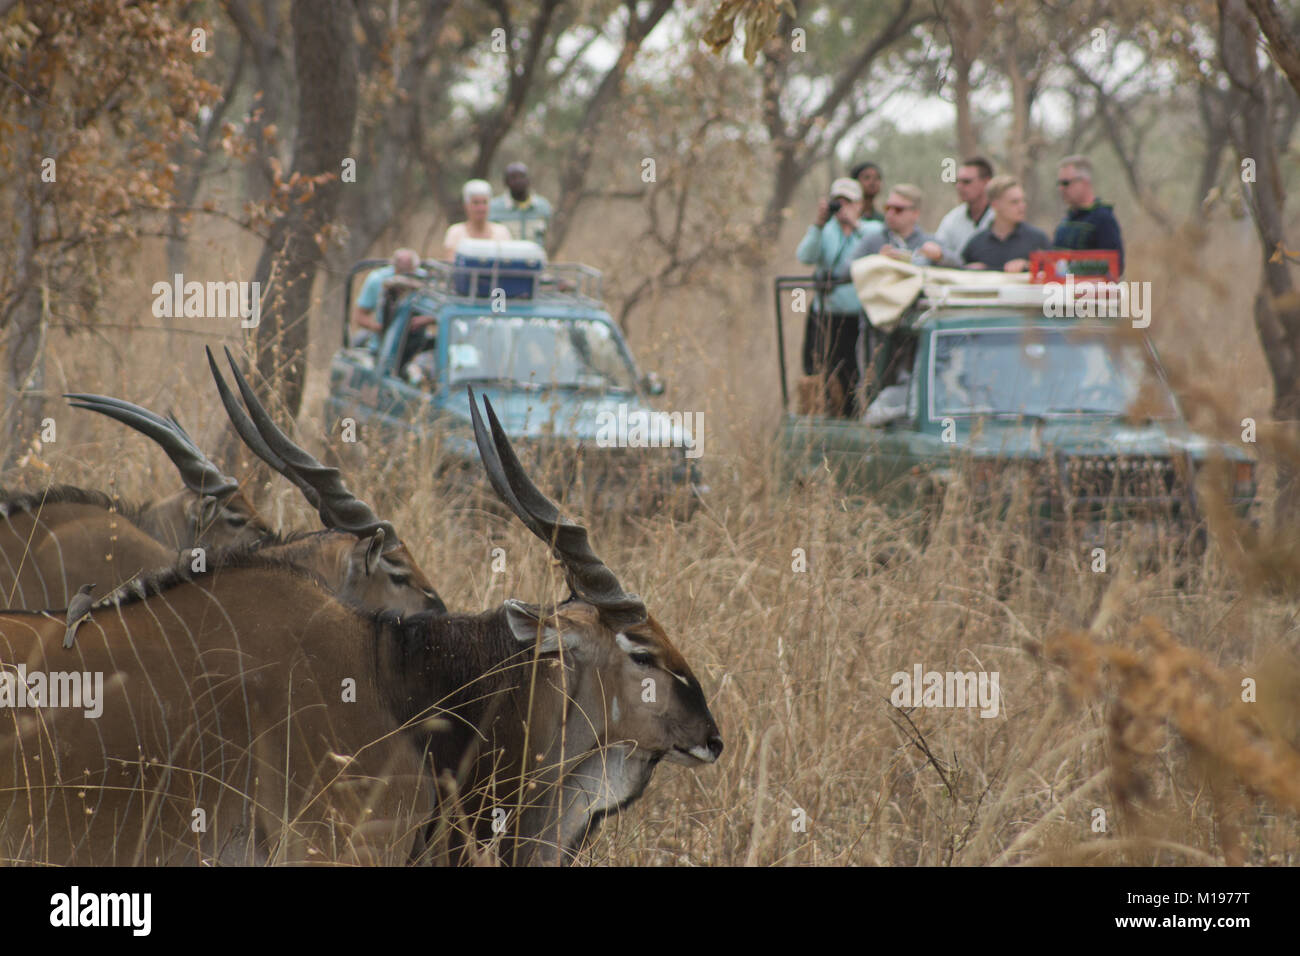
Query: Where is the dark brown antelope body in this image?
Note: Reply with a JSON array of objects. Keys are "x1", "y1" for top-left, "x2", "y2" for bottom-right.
[
  {"x1": 0, "y1": 488, "x2": 181, "y2": 609},
  {"x1": 0, "y1": 561, "x2": 432, "y2": 865}
]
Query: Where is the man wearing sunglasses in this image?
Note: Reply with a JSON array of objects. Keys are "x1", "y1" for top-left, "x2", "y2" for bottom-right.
[
  {"x1": 1052, "y1": 155, "x2": 1124, "y2": 274},
  {"x1": 935, "y1": 157, "x2": 995, "y2": 263},
  {"x1": 851, "y1": 184, "x2": 957, "y2": 267}
]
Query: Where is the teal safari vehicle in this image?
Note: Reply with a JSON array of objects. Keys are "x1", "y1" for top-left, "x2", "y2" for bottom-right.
[
  {"x1": 773, "y1": 265, "x2": 1256, "y2": 543},
  {"x1": 328, "y1": 251, "x2": 703, "y2": 517}
]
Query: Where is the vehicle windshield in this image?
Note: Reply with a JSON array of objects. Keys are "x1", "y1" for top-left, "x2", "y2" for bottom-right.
[
  {"x1": 447, "y1": 315, "x2": 637, "y2": 392},
  {"x1": 929, "y1": 326, "x2": 1179, "y2": 420}
]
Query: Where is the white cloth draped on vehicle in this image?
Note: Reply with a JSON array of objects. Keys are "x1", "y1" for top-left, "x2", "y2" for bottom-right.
[{"x1": 850, "y1": 254, "x2": 1032, "y2": 330}]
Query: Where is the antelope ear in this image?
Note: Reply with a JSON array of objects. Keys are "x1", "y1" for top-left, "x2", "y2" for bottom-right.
[
  {"x1": 362, "y1": 528, "x2": 386, "y2": 576},
  {"x1": 191, "y1": 494, "x2": 222, "y2": 526},
  {"x1": 504, "y1": 599, "x2": 579, "y2": 654}
]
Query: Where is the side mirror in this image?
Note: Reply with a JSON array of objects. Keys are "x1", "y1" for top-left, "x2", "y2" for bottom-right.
[{"x1": 643, "y1": 371, "x2": 666, "y2": 396}]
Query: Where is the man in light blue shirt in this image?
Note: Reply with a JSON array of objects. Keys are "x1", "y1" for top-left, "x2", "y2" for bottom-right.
[
  {"x1": 796, "y1": 178, "x2": 880, "y2": 416},
  {"x1": 489, "y1": 162, "x2": 553, "y2": 246},
  {"x1": 351, "y1": 248, "x2": 425, "y2": 347}
]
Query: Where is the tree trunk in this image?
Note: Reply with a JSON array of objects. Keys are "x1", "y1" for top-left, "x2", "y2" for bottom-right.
[
  {"x1": 1221, "y1": 0, "x2": 1300, "y2": 521},
  {"x1": 761, "y1": 139, "x2": 804, "y2": 240},
  {"x1": 249, "y1": 0, "x2": 358, "y2": 420},
  {"x1": 945, "y1": 0, "x2": 989, "y2": 159},
  {"x1": 3, "y1": 102, "x2": 47, "y2": 471},
  {"x1": 335, "y1": 0, "x2": 453, "y2": 266},
  {"x1": 167, "y1": 35, "x2": 248, "y2": 275},
  {"x1": 225, "y1": 0, "x2": 292, "y2": 203},
  {"x1": 953, "y1": 57, "x2": 976, "y2": 159},
  {"x1": 1005, "y1": 56, "x2": 1033, "y2": 186}
]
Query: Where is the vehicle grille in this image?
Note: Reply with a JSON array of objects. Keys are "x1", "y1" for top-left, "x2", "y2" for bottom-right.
[
  {"x1": 1058, "y1": 455, "x2": 1189, "y2": 509},
  {"x1": 513, "y1": 440, "x2": 700, "y2": 518}
]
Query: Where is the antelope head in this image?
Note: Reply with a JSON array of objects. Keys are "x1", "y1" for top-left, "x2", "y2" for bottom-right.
[
  {"x1": 64, "y1": 393, "x2": 271, "y2": 550},
  {"x1": 207, "y1": 347, "x2": 444, "y2": 615},
  {"x1": 469, "y1": 388, "x2": 721, "y2": 854}
]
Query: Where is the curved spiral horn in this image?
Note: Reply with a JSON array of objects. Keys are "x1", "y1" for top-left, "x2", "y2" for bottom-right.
[
  {"x1": 64, "y1": 393, "x2": 240, "y2": 500},
  {"x1": 205, "y1": 347, "x2": 321, "y2": 511},
  {"x1": 468, "y1": 388, "x2": 646, "y2": 626},
  {"x1": 216, "y1": 347, "x2": 396, "y2": 546}
]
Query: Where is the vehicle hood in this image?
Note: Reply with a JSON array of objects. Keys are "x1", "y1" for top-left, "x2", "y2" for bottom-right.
[
  {"x1": 957, "y1": 418, "x2": 1250, "y2": 463},
  {"x1": 441, "y1": 385, "x2": 699, "y2": 453}
]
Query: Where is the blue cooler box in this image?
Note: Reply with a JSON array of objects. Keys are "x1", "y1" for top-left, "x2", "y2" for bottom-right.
[{"x1": 452, "y1": 239, "x2": 546, "y2": 298}]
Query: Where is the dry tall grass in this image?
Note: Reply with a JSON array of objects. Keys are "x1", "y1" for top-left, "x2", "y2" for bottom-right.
[{"x1": 6, "y1": 204, "x2": 1299, "y2": 866}]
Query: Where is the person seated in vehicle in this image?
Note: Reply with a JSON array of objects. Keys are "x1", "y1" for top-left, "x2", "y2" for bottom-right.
[
  {"x1": 489, "y1": 162, "x2": 553, "y2": 246},
  {"x1": 863, "y1": 369, "x2": 911, "y2": 426},
  {"x1": 796, "y1": 177, "x2": 879, "y2": 418},
  {"x1": 441, "y1": 179, "x2": 512, "y2": 259},
  {"x1": 351, "y1": 248, "x2": 423, "y2": 347},
  {"x1": 404, "y1": 337, "x2": 439, "y2": 391},
  {"x1": 861, "y1": 330, "x2": 916, "y2": 425},
  {"x1": 396, "y1": 310, "x2": 439, "y2": 381},
  {"x1": 961, "y1": 176, "x2": 1050, "y2": 272},
  {"x1": 1052, "y1": 155, "x2": 1124, "y2": 275},
  {"x1": 851, "y1": 185, "x2": 960, "y2": 268}
]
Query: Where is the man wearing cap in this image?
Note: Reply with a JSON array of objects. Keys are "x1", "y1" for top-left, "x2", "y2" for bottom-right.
[
  {"x1": 489, "y1": 162, "x2": 553, "y2": 246},
  {"x1": 796, "y1": 178, "x2": 881, "y2": 417}
]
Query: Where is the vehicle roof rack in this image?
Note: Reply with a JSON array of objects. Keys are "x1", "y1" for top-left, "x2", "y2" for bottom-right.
[
  {"x1": 416, "y1": 258, "x2": 604, "y2": 307},
  {"x1": 917, "y1": 282, "x2": 1046, "y2": 310},
  {"x1": 910, "y1": 277, "x2": 1132, "y2": 327}
]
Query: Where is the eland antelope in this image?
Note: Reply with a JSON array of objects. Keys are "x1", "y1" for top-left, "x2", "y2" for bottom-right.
[
  {"x1": 202, "y1": 346, "x2": 444, "y2": 615},
  {"x1": 0, "y1": 398, "x2": 270, "y2": 609},
  {"x1": 62, "y1": 393, "x2": 269, "y2": 552},
  {"x1": 0, "y1": 391, "x2": 721, "y2": 865}
]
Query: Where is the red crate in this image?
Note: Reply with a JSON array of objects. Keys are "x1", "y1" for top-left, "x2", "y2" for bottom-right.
[{"x1": 1029, "y1": 250, "x2": 1120, "y2": 283}]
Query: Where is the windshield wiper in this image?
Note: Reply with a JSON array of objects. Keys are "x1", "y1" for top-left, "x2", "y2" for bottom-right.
[
  {"x1": 452, "y1": 375, "x2": 542, "y2": 391},
  {"x1": 546, "y1": 381, "x2": 633, "y2": 393},
  {"x1": 1040, "y1": 407, "x2": 1122, "y2": 416}
]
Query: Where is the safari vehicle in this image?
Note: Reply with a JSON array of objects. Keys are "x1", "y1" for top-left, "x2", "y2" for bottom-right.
[
  {"x1": 328, "y1": 248, "x2": 703, "y2": 517},
  {"x1": 774, "y1": 253, "x2": 1257, "y2": 546}
]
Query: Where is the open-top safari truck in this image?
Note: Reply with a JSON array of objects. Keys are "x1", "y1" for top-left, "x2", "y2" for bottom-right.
[
  {"x1": 327, "y1": 241, "x2": 703, "y2": 518},
  {"x1": 773, "y1": 251, "x2": 1257, "y2": 549}
]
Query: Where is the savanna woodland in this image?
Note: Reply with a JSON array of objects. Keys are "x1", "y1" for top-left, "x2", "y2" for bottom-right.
[{"x1": 1, "y1": 0, "x2": 1300, "y2": 882}]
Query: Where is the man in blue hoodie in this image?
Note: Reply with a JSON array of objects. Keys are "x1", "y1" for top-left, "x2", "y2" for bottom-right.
[{"x1": 1053, "y1": 155, "x2": 1124, "y2": 275}]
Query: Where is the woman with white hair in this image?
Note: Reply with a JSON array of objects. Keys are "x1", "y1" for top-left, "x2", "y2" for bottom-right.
[{"x1": 441, "y1": 179, "x2": 511, "y2": 259}]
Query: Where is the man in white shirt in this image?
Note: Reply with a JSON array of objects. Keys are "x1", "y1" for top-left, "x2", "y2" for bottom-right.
[{"x1": 934, "y1": 157, "x2": 994, "y2": 263}]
